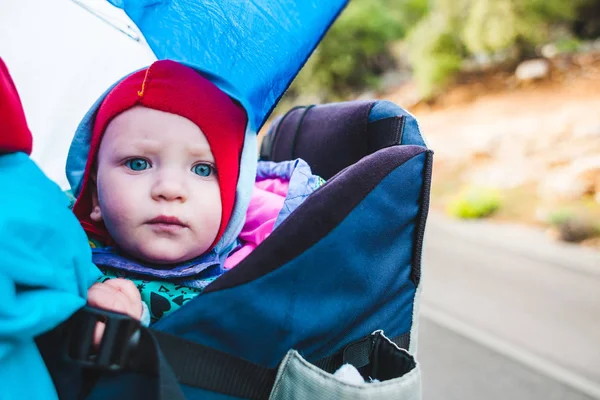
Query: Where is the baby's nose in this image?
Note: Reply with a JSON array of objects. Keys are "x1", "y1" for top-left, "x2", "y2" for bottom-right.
[{"x1": 151, "y1": 173, "x2": 188, "y2": 202}]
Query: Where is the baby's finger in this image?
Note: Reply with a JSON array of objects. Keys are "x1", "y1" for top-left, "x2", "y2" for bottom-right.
[
  {"x1": 88, "y1": 282, "x2": 135, "y2": 316},
  {"x1": 94, "y1": 321, "x2": 105, "y2": 348},
  {"x1": 103, "y1": 279, "x2": 142, "y2": 306}
]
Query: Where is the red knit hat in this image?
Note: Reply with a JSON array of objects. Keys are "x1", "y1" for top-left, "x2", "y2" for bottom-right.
[
  {"x1": 73, "y1": 60, "x2": 247, "y2": 249},
  {"x1": 0, "y1": 58, "x2": 32, "y2": 155}
]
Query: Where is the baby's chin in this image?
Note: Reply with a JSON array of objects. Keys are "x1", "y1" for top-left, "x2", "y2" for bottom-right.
[{"x1": 133, "y1": 243, "x2": 209, "y2": 265}]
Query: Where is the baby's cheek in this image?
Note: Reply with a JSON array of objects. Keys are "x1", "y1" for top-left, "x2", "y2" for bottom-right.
[
  {"x1": 198, "y1": 197, "x2": 220, "y2": 225},
  {"x1": 207, "y1": 184, "x2": 223, "y2": 216},
  {"x1": 198, "y1": 211, "x2": 221, "y2": 246},
  {"x1": 100, "y1": 199, "x2": 141, "y2": 248},
  {"x1": 101, "y1": 187, "x2": 139, "y2": 221}
]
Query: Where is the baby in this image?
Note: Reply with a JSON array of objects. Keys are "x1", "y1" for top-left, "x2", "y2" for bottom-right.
[{"x1": 67, "y1": 60, "x2": 248, "y2": 327}]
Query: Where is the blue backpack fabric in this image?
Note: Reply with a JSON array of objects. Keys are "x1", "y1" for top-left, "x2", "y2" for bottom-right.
[{"x1": 38, "y1": 99, "x2": 431, "y2": 399}]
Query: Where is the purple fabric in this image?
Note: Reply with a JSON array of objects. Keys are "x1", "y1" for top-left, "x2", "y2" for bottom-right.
[
  {"x1": 269, "y1": 101, "x2": 375, "y2": 180},
  {"x1": 91, "y1": 248, "x2": 222, "y2": 279},
  {"x1": 258, "y1": 159, "x2": 324, "y2": 227}
]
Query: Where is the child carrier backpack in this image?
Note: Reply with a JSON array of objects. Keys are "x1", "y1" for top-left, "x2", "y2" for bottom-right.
[{"x1": 37, "y1": 99, "x2": 432, "y2": 400}]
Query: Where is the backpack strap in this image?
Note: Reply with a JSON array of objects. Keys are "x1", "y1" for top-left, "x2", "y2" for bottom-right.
[
  {"x1": 151, "y1": 330, "x2": 277, "y2": 399},
  {"x1": 151, "y1": 329, "x2": 410, "y2": 397},
  {"x1": 135, "y1": 328, "x2": 187, "y2": 400},
  {"x1": 55, "y1": 307, "x2": 410, "y2": 399}
]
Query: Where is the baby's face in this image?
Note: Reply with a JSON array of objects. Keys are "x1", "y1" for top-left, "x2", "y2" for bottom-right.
[{"x1": 91, "y1": 106, "x2": 222, "y2": 264}]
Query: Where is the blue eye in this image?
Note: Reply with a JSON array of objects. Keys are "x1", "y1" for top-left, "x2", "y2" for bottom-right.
[
  {"x1": 193, "y1": 163, "x2": 213, "y2": 177},
  {"x1": 125, "y1": 158, "x2": 150, "y2": 171}
]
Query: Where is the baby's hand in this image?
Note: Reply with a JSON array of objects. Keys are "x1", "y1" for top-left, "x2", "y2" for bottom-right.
[{"x1": 87, "y1": 278, "x2": 143, "y2": 346}]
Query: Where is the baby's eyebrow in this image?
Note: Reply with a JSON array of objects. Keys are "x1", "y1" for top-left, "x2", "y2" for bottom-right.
[
  {"x1": 187, "y1": 146, "x2": 214, "y2": 160},
  {"x1": 122, "y1": 140, "x2": 162, "y2": 154}
]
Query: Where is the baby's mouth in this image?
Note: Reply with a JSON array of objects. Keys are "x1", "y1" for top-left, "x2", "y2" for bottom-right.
[{"x1": 146, "y1": 215, "x2": 188, "y2": 231}]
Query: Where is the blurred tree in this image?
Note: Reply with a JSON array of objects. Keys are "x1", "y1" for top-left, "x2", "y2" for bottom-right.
[
  {"x1": 406, "y1": 9, "x2": 466, "y2": 97},
  {"x1": 289, "y1": 0, "x2": 429, "y2": 100}
]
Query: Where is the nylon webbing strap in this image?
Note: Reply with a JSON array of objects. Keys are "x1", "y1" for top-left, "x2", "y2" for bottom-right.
[
  {"x1": 152, "y1": 330, "x2": 278, "y2": 400},
  {"x1": 147, "y1": 330, "x2": 188, "y2": 400},
  {"x1": 140, "y1": 330, "x2": 411, "y2": 399}
]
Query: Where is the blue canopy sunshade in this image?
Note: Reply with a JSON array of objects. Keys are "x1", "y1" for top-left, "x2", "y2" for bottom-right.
[{"x1": 107, "y1": 0, "x2": 349, "y2": 131}]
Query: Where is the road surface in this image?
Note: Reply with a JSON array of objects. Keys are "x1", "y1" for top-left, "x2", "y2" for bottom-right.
[{"x1": 418, "y1": 213, "x2": 600, "y2": 399}]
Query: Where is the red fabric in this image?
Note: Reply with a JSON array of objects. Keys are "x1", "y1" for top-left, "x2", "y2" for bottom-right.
[
  {"x1": 73, "y1": 60, "x2": 247, "y2": 248},
  {"x1": 0, "y1": 58, "x2": 32, "y2": 155}
]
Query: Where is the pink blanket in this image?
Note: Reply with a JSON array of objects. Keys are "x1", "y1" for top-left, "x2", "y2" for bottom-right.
[{"x1": 224, "y1": 178, "x2": 290, "y2": 269}]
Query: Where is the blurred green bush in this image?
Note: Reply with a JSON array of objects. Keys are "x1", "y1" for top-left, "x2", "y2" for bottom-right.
[
  {"x1": 447, "y1": 186, "x2": 502, "y2": 219},
  {"x1": 546, "y1": 208, "x2": 577, "y2": 226}
]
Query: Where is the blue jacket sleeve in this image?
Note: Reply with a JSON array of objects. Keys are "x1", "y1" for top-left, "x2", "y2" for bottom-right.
[{"x1": 0, "y1": 153, "x2": 101, "y2": 398}]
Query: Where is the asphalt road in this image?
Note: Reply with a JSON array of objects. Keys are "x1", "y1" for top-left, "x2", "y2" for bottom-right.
[
  {"x1": 418, "y1": 318, "x2": 595, "y2": 400},
  {"x1": 418, "y1": 213, "x2": 600, "y2": 400}
]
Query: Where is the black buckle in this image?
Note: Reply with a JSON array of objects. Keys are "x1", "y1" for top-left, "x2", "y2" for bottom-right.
[{"x1": 63, "y1": 306, "x2": 141, "y2": 372}]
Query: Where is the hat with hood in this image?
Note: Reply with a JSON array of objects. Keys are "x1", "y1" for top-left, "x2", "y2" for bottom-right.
[{"x1": 67, "y1": 60, "x2": 258, "y2": 278}]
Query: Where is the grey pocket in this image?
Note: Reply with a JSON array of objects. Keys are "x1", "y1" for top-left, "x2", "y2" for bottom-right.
[{"x1": 269, "y1": 332, "x2": 421, "y2": 400}]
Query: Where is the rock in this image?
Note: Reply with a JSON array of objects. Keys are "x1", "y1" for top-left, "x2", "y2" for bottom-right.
[
  {"x1": 572, "y1": 123, "x2": 600, "y2": 139},
  {"x1": 555, "y1": 218, "x2": 598, "y2": 243},
  {"x1": 515, "y1": 59, "x2": 550, "y2": 82},
  {"x1": 541, "y1": 44, "x2": 559, "y2": 59},
  {"x1": 538, "y1": 156, "x2": 600, "y2": 200}
]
